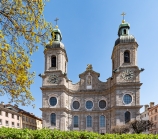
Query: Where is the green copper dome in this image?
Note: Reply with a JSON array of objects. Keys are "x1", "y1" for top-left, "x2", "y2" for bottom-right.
[
  {"x1": 115, "y1": 20, "x2": 136, "y2": 46},
  {"x1": 46, "y1": 41, "x2": 65, "y2": 50},
  {"x1": 115, "y1": 35, "x2": 136, "y2": 46},
  {"x1": 119, "y1": 22, "x2": 130, "y2": 30},
  {"x1": 51, "y1": 26, "x2": 62, "y2": 41},
  {"x1": 118, "y1": 20, "x2": 130, "y2": 36}
]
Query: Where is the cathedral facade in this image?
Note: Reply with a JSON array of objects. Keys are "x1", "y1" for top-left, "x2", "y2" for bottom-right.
[{"x1": 40, "y1": 19, "x2": 143, "y2": 133}]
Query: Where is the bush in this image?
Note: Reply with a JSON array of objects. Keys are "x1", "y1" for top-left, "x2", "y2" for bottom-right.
[
  {"x1": 111, "y1": 125, "x2": 130, "y2": 134},
  {"x1": 0, "y1": 127, "x2": 158, "y2": 139},
  {"x1": 130, "y1": 120, "x2": 154, "y2": 134}
]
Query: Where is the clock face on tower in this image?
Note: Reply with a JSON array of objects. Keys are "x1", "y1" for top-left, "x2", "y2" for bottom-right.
[
  {"x1": 47, "y1": 74, "x2": 58, "y2": 84},
  {"x1": 121, "y1": 69, "x2": 134, "y2": 81}
]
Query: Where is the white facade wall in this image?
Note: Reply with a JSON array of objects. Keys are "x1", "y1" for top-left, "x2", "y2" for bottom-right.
[{"x1": 0, "y1": 110, "x2": 21, "y2": 128}]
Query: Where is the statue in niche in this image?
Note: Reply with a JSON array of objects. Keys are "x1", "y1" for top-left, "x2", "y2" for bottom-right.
[{"x1": 87, "y1": 75, "x2": 92, "y2": 85}]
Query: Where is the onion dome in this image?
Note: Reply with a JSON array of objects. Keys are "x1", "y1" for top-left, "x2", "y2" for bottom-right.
[
  {"x1": 46, "y1": 25, "x2": 65, "y2": 50},
  {"x1": 118, "y1": 20, "x2": 130, "y2": 36},
  {"x1": 51, "y1": 25, "x2": 62, "y2": 41},
  {"x1": 46, "y1": 41, "x2": 65, "y2": 50},
  {"x1": 115, "y1": 20, "x2": 136, "y2": 46},
  {"x1": 115, "y1": 35, "x2": 136, "y2": 46}
]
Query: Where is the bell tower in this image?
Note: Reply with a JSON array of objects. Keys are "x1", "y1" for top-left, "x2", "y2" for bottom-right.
[
  {"x1": 41, "y1": 23, "x2": 69, "y2": 130},
  {"x1": 109, "y1": 13, "x2": 143, "y2": 127},
  {"x1": 44, "y1": 25, "x2": 68, "y2": 74},
  {"x1": 111, "y1": 14, "x2": 138, "y2": 71}
]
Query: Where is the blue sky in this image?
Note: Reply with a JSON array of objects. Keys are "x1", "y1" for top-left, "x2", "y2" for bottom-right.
[{"x1": 1, "y1": 0, "x2": 158, "y2": 118}]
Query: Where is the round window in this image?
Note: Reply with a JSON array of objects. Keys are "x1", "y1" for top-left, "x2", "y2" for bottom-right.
[
  {"x1": 49, "y1": 97, "x2": 57, "y2": 106},
  {"x1": 86, "y1": 100, "x2": 93, "y2": 109},
  {"x1": 73, "y1": 101, "x2": 80, "y2": 110},
  {"x1": 99, "y1": 100, "x2": 106, "y2": 109},
  {"x1": 123, "y1": 94, "x2": 132, "y2": 104}
]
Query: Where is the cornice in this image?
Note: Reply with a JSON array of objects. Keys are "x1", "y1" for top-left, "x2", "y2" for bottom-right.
[
  {"x1": 40, "y1": 107, "x2": 111, "y2": 114},
  {"x1": 114, "y1": 82, "x2": 142, "y2": 87},
  {"x1": 40, "y1": 105, "x2": 143, "y2": 115},
  {"x1": 111, "y1": 105, "x2": 143, "y2": 109},
  {"x1": 41, "y1": 85, "x2": 110, "y2": 95},
  {"x1": 148, "y1": 104, "x2": 158, "y2": 111},
  {"x1": 0, "y1": 106, "x2": 21, "y2": 116}
]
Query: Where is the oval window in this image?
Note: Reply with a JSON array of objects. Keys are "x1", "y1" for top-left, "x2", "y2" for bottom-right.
[
  {"x1": 99, "y1": 100, "x2": 106, "y2": 109},
  {"x1": 123, "y1": 94, "x2": 132, "y2": 104},
  {"x1": 49, "y1": 97, "x2": 57, "y2": 106},
  {"x1": 73, "y1": 101, "x2": 80, "y2": 110},
  {"x1": 86, "y1": 101, "x2": 93, "y2": 110}
]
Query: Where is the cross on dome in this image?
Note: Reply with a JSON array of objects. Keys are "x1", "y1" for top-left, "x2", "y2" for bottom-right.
[
  {"x1": 54, "y1": 18, "x2": 59, "y2": 25},
  {"x1": 121, "y1": 12, "x2": 126, "y2": 23}
]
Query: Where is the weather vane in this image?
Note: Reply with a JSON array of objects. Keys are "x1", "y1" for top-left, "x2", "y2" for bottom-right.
[
  {"x1": 54, "y1": 18, "x2": 59, "y2": 25},
  {"x1": 121, "y1": 12, "x2": 126, "y2": 23}
]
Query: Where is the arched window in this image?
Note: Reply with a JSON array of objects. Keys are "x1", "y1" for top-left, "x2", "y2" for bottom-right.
[
  {"x1": 74, "y1": 116, "x2": 79, "y2": 127},
  {"x1": 125, "y1": 111, "x2": 130, "y2": 123},
  {"x1": 124, "y1": 51, "x2": 130, "y2": 63},
  {"x1": 123, "y1": 29, "x2": 126, "y2": 34},
  {"x1": 100, "y1": 115, "x2": 105, "y2": 127},
  {"x1": 51, "y1": 55, "x2": 56, "y2": 67},
  {"x1": 87, "y1": 116, "x2": 92, "y2": 127},
  {"x1": 51, "y1": 113, "x2": 56, "y2": 126}
]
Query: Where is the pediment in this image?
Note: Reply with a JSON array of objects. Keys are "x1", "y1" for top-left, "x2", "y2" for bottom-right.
[
  {"x1": 77, "y1": 65, "x2": 106, "y2": 91},
  {"x1": 79, "y1": 69, "x2": 100, "y2": 78}
]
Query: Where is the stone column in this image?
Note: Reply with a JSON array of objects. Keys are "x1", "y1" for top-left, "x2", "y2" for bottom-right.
[
  {"x1": 57, "y1": 52, "x2": 62, "y2": 71},
  {"x1": 46, "y1": 54, "x2": 50, "y2": 71},
  {"x1": 60, "y1": 92, "x2": 65, "y2": 108},
  {"x1": 60, "y1": 112, "x2": 66, "y2": 131}
]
